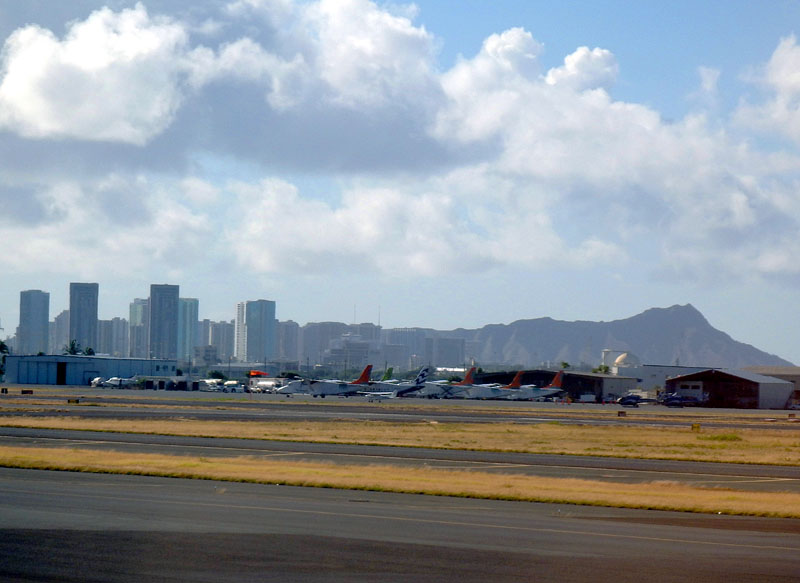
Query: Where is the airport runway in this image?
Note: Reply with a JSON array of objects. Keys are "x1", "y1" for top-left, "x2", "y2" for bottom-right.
[
  {"x1": 3, "y1": 389, "x2": 800, "y2": 430},
  {"x1": 2, "y1": 427, "x2": 799, "y2": 492},
  {"x1": 0, "y1": 468, "x2": 798, "y2": 582}
]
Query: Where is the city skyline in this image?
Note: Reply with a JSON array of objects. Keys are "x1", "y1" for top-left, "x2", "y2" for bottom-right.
[
  {"x1": 1, "y1": 279, "x2": 797, "y2": 366},
  {"x1": 1, "y1": 2, "x2": 800, "y2": 364}
]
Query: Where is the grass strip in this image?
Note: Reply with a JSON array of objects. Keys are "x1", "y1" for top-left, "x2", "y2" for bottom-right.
[
  {"x1": 1, "y1": 416, "x2": 798, "y2": 466},
  {"x1": 1, "y1": 445, "x2": 799, "y2": 518}
]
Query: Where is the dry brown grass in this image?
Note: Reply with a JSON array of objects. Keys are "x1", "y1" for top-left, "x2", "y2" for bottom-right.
[
  {"x1": 0, "y1": 445, "x2": 798, "y2": 517},
  {"x1": 1, "y1": 416, "x2": 798, "y2": 465}
]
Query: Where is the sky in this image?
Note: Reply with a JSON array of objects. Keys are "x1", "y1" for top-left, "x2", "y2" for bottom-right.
[{"x1": 1, "y1": 0, "x2": 800, "y2": 364}]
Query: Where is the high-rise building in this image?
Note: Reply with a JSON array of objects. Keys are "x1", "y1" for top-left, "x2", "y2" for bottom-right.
[
  {"x1": 197, "y1": 319, "x2": 212, "y2": 348},
  {"x1": 148, "y1": 284, "x2": 179, "y2": 360},
  {"x1": 277, "y1": 320, "x2": 300, "y2": 361},
  {"x1": 300, "y1": 322, "x2": 349, "y2": 367},
  {"x1": 128, "y1": 298, "x2": 149, "y2": 358},
  {"x1": 425, "y1": 337, "x2": 465, "y2": 367},
  {"x1": 49, "y1": 310, "x2": 70, "y2": 355},
  {"x1": 209, "y1": 319, "x2": 235, "y2": 362},
  {"x1": 98, "y1": 317, "x2": 129, "y2": 357},
  {"x1": 385, "y1": 328, "x2": 430, "y2": 368},
  {"x1": 69, "y1": 282, "x2": 98, "y2": 351},
  {"x1": 18, "y1": 290, "x2": 50, "y2": 355},
  {"x1": 177, "y1": 298, "x2": 199, "y2": 362},
  {"x1": 234, "y1": 302, "x2": 247, "y2": 361},
  {"x1": 234, "y1": 300, "x2": 277, "y2": 363}
]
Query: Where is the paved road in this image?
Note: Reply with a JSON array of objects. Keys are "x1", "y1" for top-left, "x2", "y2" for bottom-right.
[
  {"x1": 2, "y1": 427, "x2": 799, "y2": 492},
  {"x1": 0, "y1": 468, "x2": 798, "y2": 582}
]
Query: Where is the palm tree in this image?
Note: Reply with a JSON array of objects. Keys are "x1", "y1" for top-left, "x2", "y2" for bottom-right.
[{"x1": 63, "y1": 339, "x2": 81, "y2": 355}]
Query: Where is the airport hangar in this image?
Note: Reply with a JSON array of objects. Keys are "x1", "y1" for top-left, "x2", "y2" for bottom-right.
[
  {"x1": 665, "y1": 369, "x2": 796, "y2": 409},
  {"x1": 474, "y1": 370, "x2": 638, "y2": 402},
  {"x1": 4, "y1": 355, "x2": 178, "y2": 386}
]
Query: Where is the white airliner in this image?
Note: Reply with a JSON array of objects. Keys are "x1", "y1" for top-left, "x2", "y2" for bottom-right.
[
  {"x1": 418, "y1": 366, "x2": 477, "y2": 399},
  {"x1": 277, "y1": 365, "x2": 373, "y2": 398},
  {"x1": 464, "y1": 371, "x2": 526, "y2": 400},
  {"x1": 466, "y1": 370, "x2": 565, "y2": 400},
  {"x1": 358, "y1": 366, "x2": 432, "y2": 400},
  {"x1": 511, "y1": 370, "x2": 566, "y2": 400}
]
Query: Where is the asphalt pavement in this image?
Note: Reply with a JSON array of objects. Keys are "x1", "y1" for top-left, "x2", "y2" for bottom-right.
[
  {"x1": 2, "y1": 426, "x2": 800, "y2": 492},
  {"x1": 1, "y1": 468, "x2": 799, "y2": 582}
]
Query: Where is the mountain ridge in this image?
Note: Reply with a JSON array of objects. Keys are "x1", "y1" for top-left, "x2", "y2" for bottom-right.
[{"x1": 437, "y1": 304, "x2": 793, "y2": 368}]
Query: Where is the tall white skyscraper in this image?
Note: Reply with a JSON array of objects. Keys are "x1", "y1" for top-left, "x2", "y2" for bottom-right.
[
  {"x1": 234, "y1": 300, "x2": 277, "y2": 363},
  {"x1": 234, "y1": 302, "x2": 247, "y2": 361}
]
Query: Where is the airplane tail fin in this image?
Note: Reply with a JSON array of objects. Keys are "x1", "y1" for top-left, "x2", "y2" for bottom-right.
[
  {"x1": 455, "y1": 367, "x2": 476, "y2": 386},
  {"x1": 503, "y1": 371, "x2": 524, "y2": 389},
  {"x1": 380, "y1": 367, "x2": 394, "y2": 381},
  {"x1": 547, "y1": 370, "x2": 564, "y2": 389},
  {"x1": 413, "y1": 366, "x2": 431, "y2": 387},
  {"x1": 351, "y1": 365, "x2": 373, "y2": 385}
]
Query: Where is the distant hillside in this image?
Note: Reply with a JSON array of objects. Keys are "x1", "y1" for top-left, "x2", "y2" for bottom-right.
[{"x1": 439, "y1": 304, "x2": 793, "y2": 368}]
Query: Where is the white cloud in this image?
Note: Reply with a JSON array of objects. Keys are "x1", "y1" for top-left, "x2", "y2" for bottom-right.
[
  {"x1": 302, "y1": 0, "x2": 439, "y2": 109},
  {"x1": 735, "y1": 35, "x2": 800, "y2": 143},
  {"x1": 0, "y1": 0, "x2": 799, "y2": 297},
  {"x1": 180, "y1": 177, "x2": 220, "y2": 205},
  {"x1": 0, "y1": 176, "x2": 212, "y2": 278},
  {"x1": 226, "y1": 178, "x2": 490, "y2": 276},
  {"x1": 545, "y1": 46, "x2": 618, "y2": 90},
  {"x1": 0, "y1": 3, "x2": 198, "y2": 144}
]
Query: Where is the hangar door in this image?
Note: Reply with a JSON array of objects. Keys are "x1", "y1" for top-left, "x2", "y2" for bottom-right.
[{"x1": 56, "y1": 362, "x2": 67, "y2": 385}]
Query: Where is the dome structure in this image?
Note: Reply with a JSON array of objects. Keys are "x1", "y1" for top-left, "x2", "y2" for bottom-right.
[{"x1": 614, "y1": 352, "x2": 641, "y2": 367}]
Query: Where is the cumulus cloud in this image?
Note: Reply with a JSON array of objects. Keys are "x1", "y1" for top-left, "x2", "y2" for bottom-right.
[
  {"x1": 545, "y1": 46, "x2": 618, "y2": 90},
  {"x1": 0, "y1": 3, "x2": 197, "y2": 144},
  {"x1": 0, "y1": 0, "x2": 799, "y2": 297},
  {"x1": 735, "y1": 35, "x2": 800, "y2": 142},
  {"x1": 0, "y1": 175, "x2": 212, "y2": 279}
]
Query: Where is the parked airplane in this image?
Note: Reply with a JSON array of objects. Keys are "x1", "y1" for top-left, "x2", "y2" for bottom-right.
[
  {"x1": 100, "y1": 376, "x2": 137, "y2": 388},
  {"x1": 378, "y1": 367, "x2": 394, "y2": 382},
  {"x1": 359, "y1": 366, "x2": 432, "y2": 400},
  {"x1": 275, "y1": 378, "x2": 308, "y2": 395},
  {"x1": 419, "y1": 367, "x2": 477, "y2": 398},
  {"x1": 464, "y1": 371, "x2": 525, "y2": 400},
  {"x1": 512, "y1": 370, "x2": 566, "y2": 401},
  {"x1": 468, "y1": 370, "x2": 565, "y2": 400},
  {"x1": 277, "y1": 365, "x2": 373, "y2": 397}
]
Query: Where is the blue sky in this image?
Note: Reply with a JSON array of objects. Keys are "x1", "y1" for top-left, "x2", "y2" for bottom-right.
[{"x1": 1, "y1": 0, "x2": 799, "y2": 364}]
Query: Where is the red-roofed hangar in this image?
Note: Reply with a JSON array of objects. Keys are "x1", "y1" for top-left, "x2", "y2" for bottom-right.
[{"x1": 665, "y1": 369, "x2": 796, "y2": 409}]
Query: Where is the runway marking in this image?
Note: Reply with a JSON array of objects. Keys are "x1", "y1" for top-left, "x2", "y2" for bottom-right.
[{"x1": 5, "y1": 483, "x2": 799, "y2": 552}]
